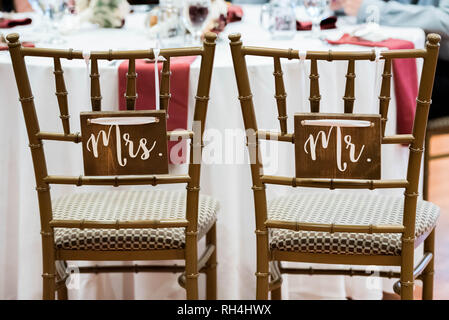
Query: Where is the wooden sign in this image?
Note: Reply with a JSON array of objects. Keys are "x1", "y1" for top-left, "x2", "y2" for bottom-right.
[
  {"x1": 80, "y1": 110, "x2": 169, "y2": 176},
  {"x1": 294, "y1": 113, "x2": 381, "y2": 179}
]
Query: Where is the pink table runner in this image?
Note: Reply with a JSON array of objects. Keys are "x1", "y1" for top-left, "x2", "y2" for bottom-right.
[
  {"x1": 118, "y1": 56, "x2": 196, "y2": 164},
  {"x1": 327, "y1": 34, "x2": 418, "y2": 134}
]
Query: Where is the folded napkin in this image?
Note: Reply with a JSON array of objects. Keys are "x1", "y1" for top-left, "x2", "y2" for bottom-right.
[
  {"x1": 0, "y1": 17, "x2": 32, "y2": 28},
  {"x1": 297, "y1": 16, "x2": 337, "y2": 31},
  {"x1": 210, "y1": 4, "x2": 243, "y2": 34},
  {"x1": 0, "y1": 41, "x2": 34, "y2": 51},
  {"x1": 118, "y1": 56, "x2": 197, "y2": 164},
  {"x1": 327, "y1": 34, "x2": 418, "y2": 135},
  {"x1": 227, "y1": 5, "x2": 243, "y2": 23}
]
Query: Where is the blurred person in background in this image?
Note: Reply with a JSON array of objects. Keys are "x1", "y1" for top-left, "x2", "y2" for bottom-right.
[
  {"x1": 0, "y1": 0, "x2": 33, "y2": 12},
  {"x1": 332, "y1": 0, "x2": 449, "y2": 118}
]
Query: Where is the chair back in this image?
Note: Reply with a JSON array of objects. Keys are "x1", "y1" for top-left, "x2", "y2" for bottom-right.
[
  {"x1": 228, "y1": 33, "x2": 440, "y2": 240},
  {"x1": 7, "y1": 32, "x2": 216, "y2": 237}
]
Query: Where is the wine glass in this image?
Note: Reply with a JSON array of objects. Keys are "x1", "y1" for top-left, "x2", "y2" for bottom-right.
[
  {"x1": 303, "y1": 0, "x2": 330, "y2": 38},
  {"x1": 157, "y1": 2, "x2": 185, "y2": 48},
  {"x1": 38, "y1": 0, "x2": 68, "y2": 44},
  {"x1": 182, "y1": 0, "x2": 211, "y2": 45}
]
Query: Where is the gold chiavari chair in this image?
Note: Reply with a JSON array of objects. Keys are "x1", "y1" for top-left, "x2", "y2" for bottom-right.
[
  {"x1": 7, "y1": 32, "x2": 218, "y2": 300},
  {"x1": 229, "y1": 33, "x2": 441, "y2": 300}
]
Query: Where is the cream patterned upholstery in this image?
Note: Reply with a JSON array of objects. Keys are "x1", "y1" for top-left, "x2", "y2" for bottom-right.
[
  {"x1": 268, "y1": 193, "x2": 439, "y2": 256},
  {"x1": 53, "y1": 190, "x2": 219, "y2": 251}
]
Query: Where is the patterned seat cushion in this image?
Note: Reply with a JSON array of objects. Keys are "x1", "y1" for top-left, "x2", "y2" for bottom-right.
[
  {"x1": 53, "y1": 190, "x2": 219, "y2": 251},
  {"x1": 268, "y1": 193, "x2": 439, "y2": 256}
]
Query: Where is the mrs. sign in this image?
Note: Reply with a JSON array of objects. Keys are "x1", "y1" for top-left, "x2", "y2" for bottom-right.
[
  {"x1": 80, "y1": 110, "x2": 169, "y2": 176},
  {"x1": 294, "y1": 113, "x2": 381, "y2": 179}
]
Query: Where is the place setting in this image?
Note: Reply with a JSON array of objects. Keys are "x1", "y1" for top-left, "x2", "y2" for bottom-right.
[{"x1": 0, "y1": 0, "x2": 448, "y2": 305}]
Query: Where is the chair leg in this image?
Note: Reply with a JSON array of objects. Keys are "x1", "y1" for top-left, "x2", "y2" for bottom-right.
[
  {"x1": 256, "y1": 233, "x2": 269, "y2": 300},
  {"x1": 256, "y1": 273, "x2": 269, "y2": 300},
  {"x1": 270, "y1": 261, "x2": 282, "y2": 300},
  {"x1": 400, "y1": 239, "x2": 415, "y2": 300},
  {"x1": 42, "y1": 276, "x2": 55, "y2": 300},
  {"x1": 57, "y1": 283, "x2": 68, "y2": 300},
  {"x1": 423, "y1": 134, "x2": 431, "y2": 201},
  {"x1": 206, "y1": 223, "x2": 217, "y2": 300},
  {"x1": 271, "y1": 287, "x2": 282, "y2": 300},
  {"x1": 185, "y1": 231, "x2": 199, "y2": 300},
  {"x1": 422, "y1": 229, "x2": 435, "y2": 300},
  {"x1": 42, "y1": 240, "x2": 56, "y2": 300}
]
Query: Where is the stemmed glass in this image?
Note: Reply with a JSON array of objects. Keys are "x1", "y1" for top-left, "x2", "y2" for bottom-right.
[
  {"x1": 302, "y1": 0, "x2": 330, "y2": 38},
  {"x1": 38, "y1": 0, "x2": 67, "y2": 44},
  {"x1": 182, "y1": 0, "x2": 211, "y2": 45},
  {"x1": 157, "y1": 2, "x2": 185, "y2": 48}
]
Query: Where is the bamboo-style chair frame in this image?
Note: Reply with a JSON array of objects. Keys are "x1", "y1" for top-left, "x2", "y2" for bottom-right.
[
  {"x1": 6, "y1": 32, "x2": 217, "y2": 300},
  {"x1": 228, "y1": 33, "x2": 441, "y2": 300}
]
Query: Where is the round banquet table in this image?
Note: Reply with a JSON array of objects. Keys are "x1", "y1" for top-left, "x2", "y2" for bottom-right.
[{"x1": 0, "y1": 5, "x2": 426, "y2": 299}]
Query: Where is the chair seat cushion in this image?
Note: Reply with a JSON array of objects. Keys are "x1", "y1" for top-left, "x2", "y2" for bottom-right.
[
  {"x1": 268, "y1": 193, "x2": 439, "y2": 256},
  {"x1": 53, "y1": 190, "x2": 219, "y2": 251}
]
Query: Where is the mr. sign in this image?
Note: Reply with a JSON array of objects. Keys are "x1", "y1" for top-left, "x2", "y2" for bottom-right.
[
  {"x1": 294, "y1": 113, "x2": 381, "y2": 179},
  {"x1": 80, "y1": 110, "x2": 169, "y2": 176}
]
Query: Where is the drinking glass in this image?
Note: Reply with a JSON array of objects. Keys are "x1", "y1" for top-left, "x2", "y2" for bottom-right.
[
  {"x1": 38, "y1": 0, "x2": 67, "y2": 44},
  {"x1": 302, "y1": 0, "x2": 330, "y2": 38},
  {"x1": 157, "y1": 2, "x2": 185, "y2": 47},
  {"x1": 260, "y1": 0, "x2": 297, "y2": 40},
  {"x1": 182, "y1": 0, "x2": 211, "y2": 44}
]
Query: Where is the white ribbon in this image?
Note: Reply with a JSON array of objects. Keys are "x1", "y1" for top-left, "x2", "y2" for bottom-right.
[
  {"x1": 89, "y1": 117, "x2": 159, "y2": 126},
  {"x1": 298, "y1": 50, "x2": 307, "y2": 62},
  {"x1": 301, "y1": 119, "x2": 373, "y2": 127},
  {"x1": 298, "y1": 50, "x2": 307, "y2": 112},
  {"x1": 82, "y1": 50, "x2": 91, "y2": 109},
  {"x1": 372, "y1": 47, "x2": 382, "y2": 111},
  {"x1": 153, "y1": 41, "x2": 161, "y2": 111}
]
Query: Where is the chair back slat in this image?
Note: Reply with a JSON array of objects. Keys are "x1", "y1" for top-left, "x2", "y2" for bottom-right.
[
  {"x1": 343, "y1": 59, "x2": 356, "y2": 113},
  {"x1": 273, "y1": 57, "x2": 288, "y2": 134},
  {"x1": 379, "y1": 58, "x2": 392, "y2": 136},
  {"x1": 125, "y1": 58, "x2": 137, "y2": 110},
  {"x1": 309, "y1": 59, "x2": 320, "y2": 112},
  {"x1": 160, "y1": 57, "x2": 172, "y2": 113},
  {"x1": 5, "y1": 33, "x2": 52, "y2": 236},
  {"x1": 53, "y1": 58, "x2": 70, "y2": 134},
  {"x1": 90, "y1": 58, "x2": 101, "y2": 111}
]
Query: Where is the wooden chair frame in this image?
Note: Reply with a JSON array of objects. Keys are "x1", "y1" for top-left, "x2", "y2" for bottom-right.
[
  {"x1": 228, "y1": 33, "x2": 440, "y2": 300},
  {"x1": 7, "y1": 32, "x2": 217, "y2": 300}
]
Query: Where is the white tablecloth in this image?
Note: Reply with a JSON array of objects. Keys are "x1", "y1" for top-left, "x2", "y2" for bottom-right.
[{"x1": 0, "y1": 5, "x2": 426, "y2": 299}]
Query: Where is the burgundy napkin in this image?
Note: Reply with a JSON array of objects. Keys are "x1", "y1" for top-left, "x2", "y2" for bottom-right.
[
  {"x1": 0, "y1": 17, "x2": 32, "y2": 28},
  {"x1": 0, "y1": 41, "x2": 34, "y2": 51},
  {"x1": 227, "y1": 5, "x2": 243, "y2": 23},
  {"x1": 297, "y1": 16, "x2": 337, "y2": 31},
  {"x1": 327, "y1": 34, "x2": 418, "y2": 135},
  {"x1": 211, "y1": 5, "x2": 243, "y2": 35},
  {"x1": 118, "y1": 57, "x2": 197, "y2": 164}
]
